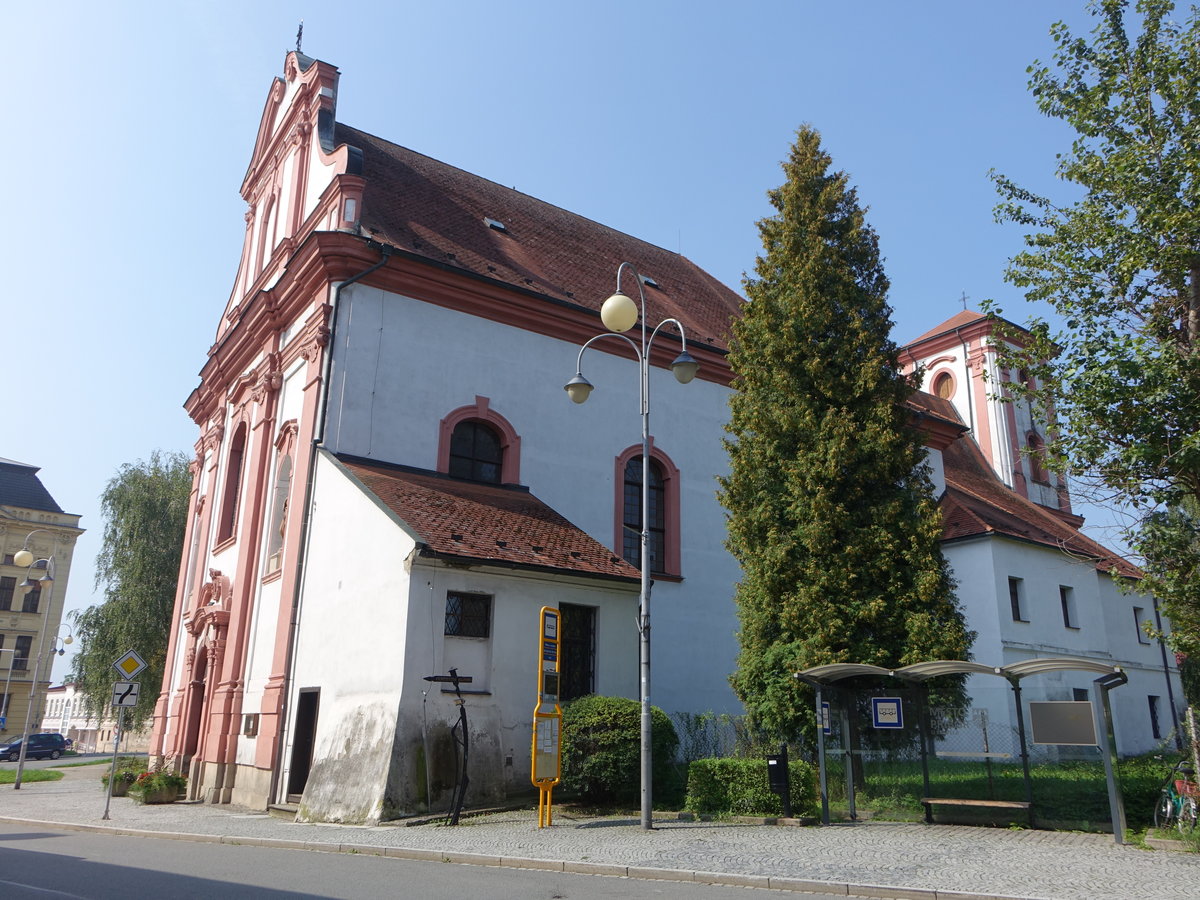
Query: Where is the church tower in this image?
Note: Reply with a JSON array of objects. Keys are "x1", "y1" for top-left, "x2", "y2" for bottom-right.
[{"x1": 901, "y1": 310, "x2": 1077, "y2": 522}]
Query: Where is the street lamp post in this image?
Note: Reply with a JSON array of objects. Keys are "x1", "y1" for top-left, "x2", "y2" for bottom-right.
[
  {"x1": 564, "y1": 261, "x2": 698, "y2": 830},
  {"x1": 12, "y1": 539, "x2": 72, "y2": 789}
]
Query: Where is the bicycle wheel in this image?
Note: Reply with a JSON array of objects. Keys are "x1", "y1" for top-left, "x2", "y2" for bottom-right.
[
  {"x1": 1154, "y1": 790, "x2": 1175, "y2": 829},
  {"x1": 1178, "y1": 796, "x2": 1198, "y2": 834}
]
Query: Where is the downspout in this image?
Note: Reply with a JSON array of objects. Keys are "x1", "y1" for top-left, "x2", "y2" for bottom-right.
[{"x1": 268, "y1": 243, "x2": 392, "y2": 804}]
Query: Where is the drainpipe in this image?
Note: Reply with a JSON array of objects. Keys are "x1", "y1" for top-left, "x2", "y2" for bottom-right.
[{"x1": 269, "y1": 242, "x2": 392, "y2": 804}]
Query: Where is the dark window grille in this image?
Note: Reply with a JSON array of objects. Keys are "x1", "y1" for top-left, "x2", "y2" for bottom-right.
[
  {"x1": 445, "y1": 592, "x2": 491, "y2": 638},
  {"x1": 1148, "y1": 695, "x2": 1162, "y2": 739},
  {"x1": 449, "y1": 421, "x2": 502, "y2": 483},
  {"x1": 622, "y1": 456, "x2": 665, "y2": 572},
  {"x1": 559, "y1": 603, "x2": 596, "y2": 701}
]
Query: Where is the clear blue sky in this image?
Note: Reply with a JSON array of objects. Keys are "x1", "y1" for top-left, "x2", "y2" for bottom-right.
[{"x1": 4, "y1": 1, "x2": 1116, "y2": 680}]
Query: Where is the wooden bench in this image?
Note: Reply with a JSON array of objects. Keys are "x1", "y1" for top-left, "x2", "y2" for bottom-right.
[{"x1": 921, "y1": 797, "x2": 1032, "y2": 824}]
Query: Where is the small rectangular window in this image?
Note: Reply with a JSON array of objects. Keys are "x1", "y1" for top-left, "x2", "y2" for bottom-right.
[
  {"x1": 0, "y1": 576, "x2": 14, "y2": 611},
  {"x1": 445, "y1": 592, "x2": 491, "y2": 638},
  {"x1": 243, "y1": 713, "x2": 260, "y2": 737},
  {"x1": 1009, "y1": 577, "x2": 1027, "y2": 623},
  {"x1": 1060, "y1": 586, "x2": 1077, "y2": 628},
  {"x1": 1133, "y1": 606, "x2": 1151, "y2": 644},
  {"x1": 1148, "y1": 695, "x2": 1162, "y2": 740},
  {"x1": 22, "y1": 583, "x2": 40, "y2": 614},
  {"x1": 14, "y1": 635, "x2": 33, "y2": 670},
  {"x1": 1072, "y1": 688, "x2": 1089, "y2": 702}
]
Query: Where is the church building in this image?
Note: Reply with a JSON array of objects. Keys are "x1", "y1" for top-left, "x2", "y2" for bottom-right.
[{"x1": 152, "y1": 51, "x2": 1182, "y2": 824}]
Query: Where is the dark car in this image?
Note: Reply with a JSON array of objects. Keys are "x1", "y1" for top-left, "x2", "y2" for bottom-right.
[{"x1": 0, "y1": 732, "x2": 68, "y2": 761}]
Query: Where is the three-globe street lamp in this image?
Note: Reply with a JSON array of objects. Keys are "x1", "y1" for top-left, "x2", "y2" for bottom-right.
[
  {"x1": 12, "y1": 537, "x2": 72, "y2": 789},
  {"x1": 564, "y1": 261, "x2": 698, "y2": 830}
]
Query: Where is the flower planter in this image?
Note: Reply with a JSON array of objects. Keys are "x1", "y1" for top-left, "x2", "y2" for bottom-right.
[
  {"x1": 133, "y1": 787, "x2": 180, "y2": 804},
  {"x1": 109, "y1": 780, "x2": 130, "y2": 797}
]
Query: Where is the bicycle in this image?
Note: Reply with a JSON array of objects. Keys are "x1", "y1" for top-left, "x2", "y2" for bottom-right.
[{"x1": 1153, "y1": 758, "x2": 1199, "y2": 834}]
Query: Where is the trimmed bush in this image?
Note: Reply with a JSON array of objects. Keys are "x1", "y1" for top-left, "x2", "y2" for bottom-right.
[
  {"x1": 686, "y1": 757, "x2": 817, "y2": 817},
  {"x1": 561, "y1": 695, "x2": 679, "y2": 806}
]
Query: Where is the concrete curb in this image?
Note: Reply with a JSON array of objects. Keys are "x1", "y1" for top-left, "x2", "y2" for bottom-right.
[{"x1": 0, "y1": 813, "x2": 1042, "y2": 900}]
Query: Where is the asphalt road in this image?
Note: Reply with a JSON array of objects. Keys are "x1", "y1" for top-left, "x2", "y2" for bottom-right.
[{"x1": 0, "y1": 824, "x2": 844, "y2": 899}]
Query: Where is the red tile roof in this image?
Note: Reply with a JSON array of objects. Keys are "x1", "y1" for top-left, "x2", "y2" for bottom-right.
[
  {"x1": 940, "y1": 437, "x2": 1140, "y2": 578},
  {"x1": 906, "y1": 310, "x2": 987, "y2": 346},
  {"x1": 339, "y1": 456, "x2": 639, "y2": 583},
  {"x1": 338, "y1": 123, "x2": 745, "y2": 352}
]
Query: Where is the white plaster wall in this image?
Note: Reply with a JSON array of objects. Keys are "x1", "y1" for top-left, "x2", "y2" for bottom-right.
[
  {"x1": 957, "y1": 536, "x2": 1182, "y2": 755},
  {"x1": 322, "y1": 284, "x2": 742, "y2": 718},
  {"x1": 305, "y1": 140, "x2": 339, "y2": 222},
  {"x1": 283, "y1": 452, "x2": 417, "y2": 821},
  {"x1": 395, "y1": 559, "x2": 639, "y2": 807},
  {"x1": 288, "y1": 454, "x2": 640, "y2": 820}
]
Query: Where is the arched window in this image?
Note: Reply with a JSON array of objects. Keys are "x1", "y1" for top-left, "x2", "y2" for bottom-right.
[
  {"x1": 614, "y1": 446, "x2": 682, "y2": 576},
  {"x1": 623, "y1": 456, "x2": 665, "y2": 571},
  {"x1": 438, "y1": 397, "x2": 521, "y2": 484},
  {"x1": 449, "y1": 421, "x2": 502, "y2": 483},
  {"x1": 932, "y1": 371, "x2": 954, "y2": 399},
  {"x1": 217, "y1": 423, "x2": 247, "y2": 543},
  {"x1": 265, "y1": 454, "x2": 293, "y2": 572}
]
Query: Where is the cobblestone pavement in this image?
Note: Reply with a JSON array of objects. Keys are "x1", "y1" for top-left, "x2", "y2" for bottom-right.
[{"x1": 3, "y1": 765, "x2": 1198, "y2": 900}]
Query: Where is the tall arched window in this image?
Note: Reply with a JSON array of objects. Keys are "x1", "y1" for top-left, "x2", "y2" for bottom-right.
[
  {"x1": 614, "y1": 446, "x2": 681, "y2": 576},
  {"x1": 623, "y1": 456, "x2": 665, "y2": 572},
  {"x1": 449, "y1": 421, "x2": 502, "y2": 483},
  {"x1": 217, "y1": 423, "x2": 247, "y2": 543}
]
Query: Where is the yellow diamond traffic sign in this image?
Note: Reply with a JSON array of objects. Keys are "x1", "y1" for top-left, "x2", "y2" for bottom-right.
[{"x1": 113, "y1": 650, "x2": 147, "y2": 679}]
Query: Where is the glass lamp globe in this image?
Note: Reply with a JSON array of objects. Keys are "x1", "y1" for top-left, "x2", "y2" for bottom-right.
[
  {"x1": 13, "y1": 549, "x2": 34, "y2": 568},
  {"x1": 600, "y1": 291, "x2": 638, "y2": 333}
]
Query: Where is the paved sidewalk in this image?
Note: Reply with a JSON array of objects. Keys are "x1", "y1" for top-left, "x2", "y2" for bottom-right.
[{"x1": 3, "y1": 765, "x2": 1198, "y2": 900}]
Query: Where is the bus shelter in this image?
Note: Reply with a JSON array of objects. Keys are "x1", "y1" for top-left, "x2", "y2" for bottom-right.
[{"x1": 795, "y1": 658, "x2": 1129, "y2": 844}]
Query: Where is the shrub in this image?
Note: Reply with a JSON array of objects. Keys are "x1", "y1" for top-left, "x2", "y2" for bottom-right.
[
  {"x1": 686, "y1": 756, "x2": 817, "y2": 817},
  {"x1": 561, "y1": 695, "x2": 679, "y2": 806},
  {"x1": 101, "y1": 769, "x2": 139, "y2": 788},
  {"x1": 127, "y1": 767, "x2": 187, "y2": 802}
]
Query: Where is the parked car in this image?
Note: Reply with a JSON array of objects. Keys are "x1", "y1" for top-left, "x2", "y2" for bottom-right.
[{"x1": 0, "y1": 733, "x2": 68, "y2": 761}]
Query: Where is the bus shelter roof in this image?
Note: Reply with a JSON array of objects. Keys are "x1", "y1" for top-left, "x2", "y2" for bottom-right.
[{"x1": 796, "y1": 657, "x2": 1123, "y2": 684}]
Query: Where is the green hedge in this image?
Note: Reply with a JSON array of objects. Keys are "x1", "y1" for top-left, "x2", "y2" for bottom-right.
[
  {"x1": 561, "y1": 695, "x2": 680, "y2": 806},
  {"x1": 686, "y1": 757, "x2": 817, "y2": 817}
]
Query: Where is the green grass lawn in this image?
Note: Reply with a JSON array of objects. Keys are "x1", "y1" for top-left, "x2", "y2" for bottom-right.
[
  {"x1": 0, "y1": 768, "x2": 64, "y2": 784},
  {"x1": 823, "y1": 754, "x2": 1169, "y2": 831}
]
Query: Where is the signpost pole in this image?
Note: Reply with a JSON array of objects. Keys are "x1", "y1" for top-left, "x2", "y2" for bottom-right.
[
  {"x1": 102, "y1": 706, "x2": 125, "y2": 821},
  {"x1": 102, "y1": 651, "x2": 146, "y2": 820}
]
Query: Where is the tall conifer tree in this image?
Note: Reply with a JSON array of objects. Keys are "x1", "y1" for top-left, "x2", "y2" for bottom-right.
[{"x1": 720, "y1": 127, "x2": 972, "y2": 739}]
